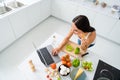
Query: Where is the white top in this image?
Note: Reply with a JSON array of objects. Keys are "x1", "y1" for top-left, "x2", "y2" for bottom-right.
[{"x1": 79, "y1": 32, "x2": 96, "y2": 45}]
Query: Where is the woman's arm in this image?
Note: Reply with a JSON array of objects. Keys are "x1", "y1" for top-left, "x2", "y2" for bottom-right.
[
  {"x1": 58, "y1": 28, "x2": 74, "y2": 50},
  {"x1": 81, "y1": 31, "x2": 96, "y2": 50},
  {"x1": 52, "y1": 27, "x2": 74, "y2": 55}
]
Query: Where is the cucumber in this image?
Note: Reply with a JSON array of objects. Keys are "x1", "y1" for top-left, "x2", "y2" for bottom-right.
[{"x1": 66, "y1": 44, "x2": 74, "y2": 52}]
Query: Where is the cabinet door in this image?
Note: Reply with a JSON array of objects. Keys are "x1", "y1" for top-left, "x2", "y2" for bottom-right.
[
  {"x1": 93, "y1": 13, "x2": 117, "y2": 37},
  {"x1": 52, "y1": 0, "x2": 78, "y2": 23},
  {"x1": 27, "y1": 0, "x2": 51, "y2": 28},
  {"x1": 39, "y1": 0, "x2": 51, "y2": 21},
  {"x1": 0, "y1": 17, "x2": 15, "y2": 51},
  {"x1": 8, "y1": 8, "x2": 29, "y2": 38},
  {"x1": 76, "y1": 5, "x2": 96, "y2": 27},
  {"x1": 108, "y1": 21, "x2": 120, "y2": 44}
]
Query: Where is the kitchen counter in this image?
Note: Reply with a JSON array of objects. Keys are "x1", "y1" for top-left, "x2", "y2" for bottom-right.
[
  {"x1": 0, "y1": 0, "x2": 42, "y2": 18},
  {"x1": 68, "y1": 0, "x2": 120, "y2": 19},
  {"x1": 18, "y1": 33, "x2": 105, "y2": 80},
  {"x1": 1, "y1": 0, "x2": 119, "y2": 19},
  {"x1": 16, "y1": 0, "x2": 42, "y2": 5}
]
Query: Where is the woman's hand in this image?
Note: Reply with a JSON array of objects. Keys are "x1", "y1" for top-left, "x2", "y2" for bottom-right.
[
  {"x1": 52, "y1": 47, "x2": 60, "y2": 56},
  {"x1": 81, "y1": 39, "x2": 88, "y2": 51}
]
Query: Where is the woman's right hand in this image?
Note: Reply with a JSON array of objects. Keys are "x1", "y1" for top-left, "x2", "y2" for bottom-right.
[
  {"x1": 52, "y1": 47, "x2": 60, "y2": 56},
  {"x1": 81, "y1": 39, "x2": 88, "y2": 51}
]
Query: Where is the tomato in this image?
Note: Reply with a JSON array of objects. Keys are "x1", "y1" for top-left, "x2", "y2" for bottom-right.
[
  {"x1": 66, "y1": 54, "x2": 70, "y2": 59},
  {"x1": 61, "y1": 56, "x2": 66, "y2": 61},
  {"x1": 50, "y1": 63, "x2": 56, "y2": 69},
  {"x1": 67, "y1": 62, "x2": 72, "y2": 68},
  {"x1": 61, "y1": 54, "x2": 72, "y2": 67},
  {"x1": 66, "y1": 58, "x2": 70, "y2": 62},
  {"x1": 62, "y1": 61, "x2": 67, "y2": 65}
]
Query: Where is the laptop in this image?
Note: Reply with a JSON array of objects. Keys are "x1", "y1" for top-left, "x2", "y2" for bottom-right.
[{"x1": 37, "y1": 45, "x2": 60, "y2": 67}]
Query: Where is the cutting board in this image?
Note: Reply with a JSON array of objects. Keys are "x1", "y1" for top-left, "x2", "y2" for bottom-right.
[{"x1": 61, "y1": 40, "x2": 86, "y2": 58}]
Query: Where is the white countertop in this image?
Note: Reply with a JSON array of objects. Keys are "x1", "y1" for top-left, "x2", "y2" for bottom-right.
[
  {"x1": 0, "y1": 0, "x2": 119, "y2": 19},
  {"x1": 18, "y1": 33, "x2": 104, "y2": 80},
  {"x1": 69, "y1": 0, "x2": 120, "y2": 19},
  {"x1": 0, "y1": 0, "x2": 42, "y2": 18},
  {"x1": 17, "y1": 0, "x2": 42, "y2": 5},
  {"x1": 4, "y1": 0, "x2": 42, "y2": 5}
]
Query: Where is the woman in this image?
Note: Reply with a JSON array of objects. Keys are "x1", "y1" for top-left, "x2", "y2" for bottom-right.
[{"x1": 52, "y1": 15, "x2": 96, "y2": 55}]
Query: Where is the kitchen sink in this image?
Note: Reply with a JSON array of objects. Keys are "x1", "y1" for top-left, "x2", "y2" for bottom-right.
[
  {"x1": 0, "y1": 6, "x2": 12, "y2": 15},
  {"x1": 7, "y1": 1, "x2": 24, "y2": 8}
]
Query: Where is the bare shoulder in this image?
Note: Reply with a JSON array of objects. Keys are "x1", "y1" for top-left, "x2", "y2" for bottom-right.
[
  {"x1": 87, "y1": 31, "x2": 96, "y2": 44},
  {"x1": 90, "y1": 31, "x2": 96, "y2": 37}
]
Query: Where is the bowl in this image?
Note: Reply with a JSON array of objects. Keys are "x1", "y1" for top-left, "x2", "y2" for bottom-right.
[{"x1": 58, "y1": 64, "x2": 70, "y2": 76}]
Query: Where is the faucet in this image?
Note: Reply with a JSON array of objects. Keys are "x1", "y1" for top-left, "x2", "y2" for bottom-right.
[
  {"x1": 14, "y1": 0, "x2": 18, "y2": 8},
  {"x1": 3, "y1": 1, "x2": 6, "y2": 7},
  {"x1": 2, "y1": 0, "x2": 7, "y2": 11}
]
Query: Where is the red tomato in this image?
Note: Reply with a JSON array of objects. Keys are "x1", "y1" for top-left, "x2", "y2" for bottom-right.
[
  {"x1": 67, "y1": 62, "x2": 72, "y2": 68},
  {"x1": 62, "y1": 61, "x2": 67, "y2": 65},
  {"x1": 50, "y1": 63, "x2": 56, "y2": 69},
  {"x1": 61, "y1": 56, "x2": 66, "y2": 61}
]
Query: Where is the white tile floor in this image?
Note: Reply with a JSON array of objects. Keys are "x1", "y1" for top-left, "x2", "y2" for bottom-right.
[{"x1": 0, "y1": 16, "x2": 120, "y2": 80}]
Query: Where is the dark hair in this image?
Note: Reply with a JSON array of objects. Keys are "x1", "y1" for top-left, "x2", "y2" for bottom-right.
[{"x1": 72, "y1": 15, "x2": 95, "y2": 32}]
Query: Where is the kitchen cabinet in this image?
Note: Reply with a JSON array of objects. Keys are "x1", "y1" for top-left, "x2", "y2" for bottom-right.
[
  {"x1": 8, "y1": 8, "x2": 30, "y2": 38},
  {"x1": 0, "y1": 17, "x2": 15, "y2": 51},
  {"x1": 108, "y1": 20, "x2": 120, "y2": 44},
  {"x1": 51, "y1": 0, "x2": 78, "y2": 23},
  {"x1": 76, "y1": 5, "x2": 96, "y2": 27},
  {"x1": 38, "y1": 0, "x2": 51, "y2": 21},
  {"x1": 8, "y1": 0, "x2": 51, "y2": 39},
  {"x1": 93, "y1": 13, "x2": 117, "y2": 37},
  {"x1": 0, "y1": 0, "x2": 51, "y2": 52},
  {"x1": 27, "y1": 0, "x2": 51, "y2": 28}
]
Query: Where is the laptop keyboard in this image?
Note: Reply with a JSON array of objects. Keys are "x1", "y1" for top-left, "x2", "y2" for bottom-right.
[
  {"x1": 37, "y1": 50, "x2": 46, "y2": 65},
  {"x1": 38, "y1": 47, "x2": 54, "y2": 66}
]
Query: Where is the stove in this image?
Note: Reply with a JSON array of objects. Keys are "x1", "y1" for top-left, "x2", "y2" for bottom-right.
[{"x1": 93, "y1": 60, "x2": 120, "y2": 80}]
